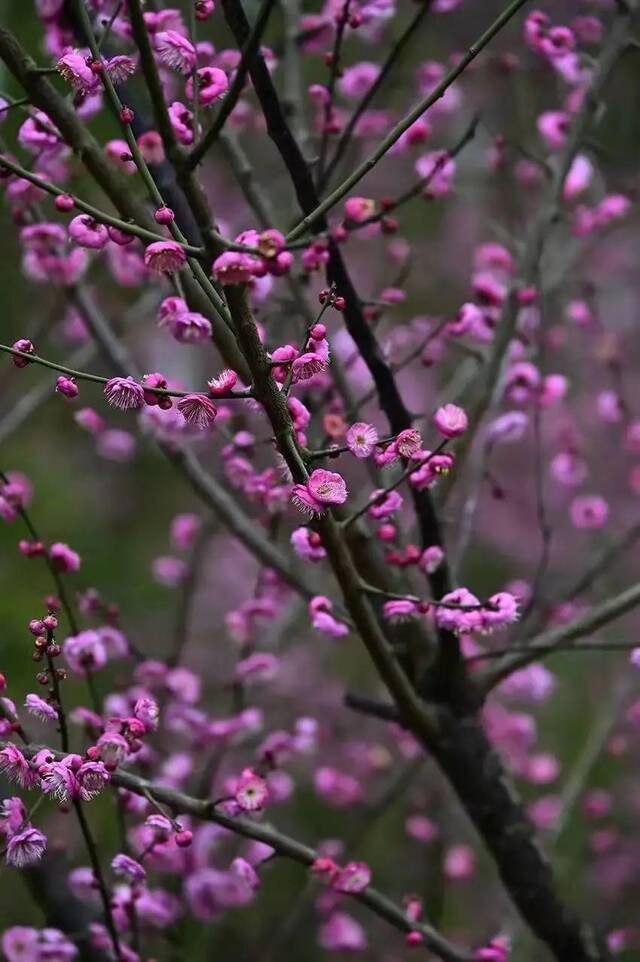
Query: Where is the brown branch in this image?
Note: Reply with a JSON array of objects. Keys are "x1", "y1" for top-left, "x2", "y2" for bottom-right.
[{"x1": 10, "y1": 743, "x2": 472, "y2": 962}]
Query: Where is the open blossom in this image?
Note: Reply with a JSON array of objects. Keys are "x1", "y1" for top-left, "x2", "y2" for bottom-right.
[
  {"x1": 40, "y1": 761, "x2": 79, "y2": 804},
  {"x1": 434, "y1": 403, "x2": 468, "y2": 439},
  {"x1": 95, "y1": 732, "x2": 129, "y2": 768},
  {"x1": 291, "y1": 469, "x2": 348, "y2": 516},
  {"x1": 104, "y1": 376, "x2": 145, "y2": 410},
  {"x1": 112, "y1": 853, "x2": 147, "y2": 883},
  {"x1": 394, "y1": 428, "x2": 422, "y2": 457},
  {"x1": 177, "y1": 394, "x2": 217, "y2": 430},
  {"x1": 291, "y1": 352, "x2": 328, "y2": 382},
  {"x1": 208, "y1": 369, "x2": 238, "y2": 396},
  {"x1": 76, "y1": 761, "x2": 110, "y2": 800},
  {"x1": 134, "y1": 696, "x2": 160, "y2": 732},
  {"x1": 0, "y1": 745, "x2": 35, "y2": 788},
  {"x1": 154, "y1": 30, "x2": 197, "y2": 73},
  {"x1": 212, "y1": 251, "x2": 259, "y2": 285},
  {"x1": 63, "y1": 629, "x2": 107, "y2": 674},
  {"x1": 6, "y1": 826, "x2": 47, "y2": 867},
  {"x1": 481, "y1": 592, "x2": 520, "y2": 631},
  {"x1": 186, "y1": 66, "x2": 229, "y2": 105},
  {"x1": 24, "y1": 693, "x2": 58, "y2": 723},
  {"x1": 332, "y1": 861, "x2": 372, "y2": 893},
  {"x1": 346, "y1": 422, "x2": 379, "y2": 458},
  {"x1": 144, "y1": 240, "x2": 187, "y2": 273},
  {"x1": 436, "y1": 588, "x2": 483, "y2": 634},
  {"x1": 234, "y1": 768, "x2": 269, "y2": 812},
  {"x1": 56, "y1": 50, "x2": 98, "y2": 92},
  {"x1": 161, "y1": 310, "x2": 212, "y2": 344}
]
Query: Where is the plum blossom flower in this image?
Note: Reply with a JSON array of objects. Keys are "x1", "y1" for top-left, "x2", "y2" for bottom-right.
[
  {"x1": 104, "y1": 376, "x2": 145, "y2": 411},
  {"x1": 177, "y1": 394, "x2": 217, "y2": 430},
  {"x1": 168, "y1": 101, "x2": 198, "y2": 145},
  {"x1": 319, "y1": 912, "x2": 366, "y2": 951},
  {"x1": 332, "y1": 861, "x2": 372, "y2": 893},
  {"x1": 420, "y1": 545, "x2": 444, "y2": 574},
  {"x1": 433, "y1": 403, "x2": 468, "y2": 439},
  {"x1": 291, "y1": 352, "x2": 328, "y2": 382},
  {"x1": 367, "y1": 489, "x2": 403, "y2": 519},
  {"x1": 346, "y1": 422, "x2": 379, "y2": 458},
  {"x1": 291, "y1": 527, "x2": 326, "y2": 562},
  {"x1": 339, "y1": 62, "x2": 380, "y2": 99},
  {"x1": 49, "y1": 542, "x2": 81, "y2": 573},
  {"x1": 212, "y1": 251, "x2": 259, "y2": 285},
  {"x1": 415, "y1": 151, "x2": 456, "y2": 197},
  {"x1": 56, "y1": 50, "x2": 98, "y2": 92},
  {"x1": 344, "y1": 196, "x2": 375, "y2": 223},
  {"x1": 154, "y1": 30, "x2": 197, "y2": 73},
  {"x1": 63, "y1": 630, "x2": 107, "y2": 675},
  {"x1": 40, "y1": 761, "x2": 79, "y2": 804},
  {"x1": 435, "y1": 588, "x2": 483, "y2": 634},
  {"x1": 291, "y1": 469, "x2": 348, "y2": 516},
  {"x1": 68, "y1": 215, "x2": 109, "y2": 250},
  {"x1": 186, "y1": 66, "x2": 229, "y2": 105},
  {"x1": 234, "y1": 768, "x2": 269, "y2": 812},
  {"x1": 24, "y1": 693, "x2": 58, "y2": 723},
  {"x1": 480, "y1": 592, "x2": 520, "y2": 631},
  {"x1": 309, "y1": 596, "x2": 349, "y2": 638},
  {"x1": 0, "y1": 745, "x2": 35, "y2": 788},
  {"x1": 76, "y1": 761, "x2": 110, "y2": 800},
  {"x1": 6, "y1": 826, "x2": 47, "y2": 867},
  {"x1": 208, "y1": 369, "x2": 238, "y2": 395},
  {"x1": 394, "y1": 428, "x2": 422, "y2": 457},
  {"x1": 160, "y1": 310, "x2": 212, "y2": 344},
  {"x1": 134, "y1": 696, "x2": 160, "y2": 732},
  {"x1": 144, "y1": 240, "x2": 187, "y2": 273},
  {"x1": 112, "y1": 853, "x2": 147, "y2": 883},
  {"x1": 383, "y1": 598, "x2": 420, "y2": 623}
]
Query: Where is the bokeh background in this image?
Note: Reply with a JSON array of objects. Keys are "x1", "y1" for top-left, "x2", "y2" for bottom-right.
[{"x1": 1, "y1": 1, "x2": 640, "y2": 959}]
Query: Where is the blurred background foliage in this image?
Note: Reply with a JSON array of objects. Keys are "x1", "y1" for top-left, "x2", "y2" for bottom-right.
[{"x1": 0, "y1": 2, "x2": 639, "y2": 959}]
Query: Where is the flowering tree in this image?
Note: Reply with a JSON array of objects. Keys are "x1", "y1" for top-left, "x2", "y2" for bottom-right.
[{"x1": 0, "y1": 0, "x2": 639, "y2": 960}]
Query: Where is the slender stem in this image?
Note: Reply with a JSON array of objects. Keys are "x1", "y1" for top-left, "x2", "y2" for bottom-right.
[
  {"x1": 0, "y1": 153, "x2": 206, "y2": 256},
  {"x1": 0, "y1": 343, "x2": 251, "y2": 399},
  {"x1": 10, "y1": 743, "x2": 472, "y2": 962},
  {"x1": 286, "y1": 0, "x2": 532, "y2": 240},
  {"x1": 479, "y1": 581, "x2": 640, "y2": 692},
  {"x1": 73, "y1": 799, "x2": 123, "y2": 961},
  {"x1": 187, "y1": 0, "x2": 277, "y2": 169},
  {"x1": 343, "y1": 441, "x2": 448, "y2": 529},
  {"x1": 74, "y1": 0, "x2": 233, "y2": 328},
  {"x1": 320, "y1": 0, "x2": 434, "y2": 190},
  {"x1": 97, "y1": 0, "x2": 124, "y2": 51},
  {"x1": 315, "y1": 0, "x2": 352, "y2": 187},
  {"x1": 346, "y1": 115, "x2": 480, "y2": 231},
  {"x1": 0, "y1": 469, "x2": 79, "y2": 634},
  {"x1": 187, "y1": 0, "x2": 199, "y2": 142}
]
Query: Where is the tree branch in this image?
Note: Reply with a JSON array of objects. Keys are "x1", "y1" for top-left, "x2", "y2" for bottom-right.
[{"x1": 479, "y1": 582, "x2": 640, "y2": 693}]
